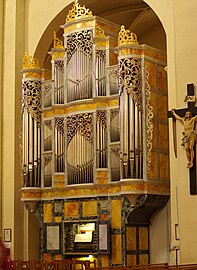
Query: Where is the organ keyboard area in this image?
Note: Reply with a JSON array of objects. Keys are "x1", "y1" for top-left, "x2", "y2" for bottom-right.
[{"x1": 64, "y1": 221, "x2": 98, "y2": 254}]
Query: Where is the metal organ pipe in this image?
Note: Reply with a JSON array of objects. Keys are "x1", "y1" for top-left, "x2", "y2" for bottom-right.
[
  {"x1": 119, "y1": 57, "x2": 142, "y2": 180},
  {"x1": 21, "y1": 75, "x2": 42, "y2": 188}
]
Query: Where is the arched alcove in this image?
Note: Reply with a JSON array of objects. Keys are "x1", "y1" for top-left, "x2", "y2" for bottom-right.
[{"x1": 34, "y1": 0, "x2": 166, "y2": 69}]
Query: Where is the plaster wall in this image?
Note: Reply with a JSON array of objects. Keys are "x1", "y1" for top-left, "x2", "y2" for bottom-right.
[
  {"x1": 145, "y1": 0, "x2": 197, "y2": 264},
  {"x1": 2, "y1": 0, "x2": 29, "y2": 259},
  {"x1": 149, "y1": 203, "x2": 170, "y2": 264},
  {"x1": 2, "y1": 0, "x2": 17, "y2": 255},
  {"x1": 0, "y1": 0, "x2": 3, "y2": 233},
  {"x1": 172, "y1": 1, "x2": 197, "y2": 263}
]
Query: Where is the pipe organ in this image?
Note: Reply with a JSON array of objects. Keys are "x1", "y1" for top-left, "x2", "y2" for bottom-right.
[{"x1": 20, "y1": 0, "x2": 169, "y2": 263}]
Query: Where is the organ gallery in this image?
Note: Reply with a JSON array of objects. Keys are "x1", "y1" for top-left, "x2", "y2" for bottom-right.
[{"x1": 20, "y1": 0, "x2": 170, "y2": 265}]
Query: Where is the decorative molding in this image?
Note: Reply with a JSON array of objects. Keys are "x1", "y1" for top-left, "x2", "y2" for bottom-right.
[
  {"x1": 145, "y1": 66, "x2": 153, "y2": 174},
  {"x1": 22, "y1": 80, "x2": 42, "y2": 125},
  {"x1": 119, "y1": 57, "x2": 141, "y2": 107}
]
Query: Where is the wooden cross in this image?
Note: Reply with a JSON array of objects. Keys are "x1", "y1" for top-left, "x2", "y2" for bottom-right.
[{"x1": 168, "y1": 83, "x2": 197, "y2": 195}]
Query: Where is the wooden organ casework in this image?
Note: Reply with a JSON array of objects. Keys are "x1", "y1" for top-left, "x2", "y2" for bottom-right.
[{"x1": 20, "y1": 0, "x2": 170, "y2": 264}]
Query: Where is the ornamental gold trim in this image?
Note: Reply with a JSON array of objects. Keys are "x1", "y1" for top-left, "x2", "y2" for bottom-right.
[
  {"x1": 118, "y1": 25, "x2": 138, "y2": 46},
  {"x1": 145, "y1": 66, "x2": 153, "y2": 174},
  {"x1": 66, "y1": 0, "x2": 93, "y2": 23},
  {"x1": 23, "y1": 52, "x2": 40, "y2": 69},
  {"x1": 54, "y1": 31, "x2": 64, "y2": 48},
  {"x1": 95, "y1": 23, "x2": 106, "y2": 38}
]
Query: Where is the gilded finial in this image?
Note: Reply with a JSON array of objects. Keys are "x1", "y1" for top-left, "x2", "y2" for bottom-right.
[
  {"x1": 118, "y1": 25, "x2": 139, "y2": 46},
  {"x1": 54, "y1": 31, "x2": 64, "y2": 48},
  {"x1": 66, "y1": 0, "x2": 93, "y2": 23},
  {"x1": 23, "y1": 52, "x2": 40, "y2": 69}
]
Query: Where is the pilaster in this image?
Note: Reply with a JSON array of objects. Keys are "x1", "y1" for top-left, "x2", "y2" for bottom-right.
[
  {"x1": 2, "y1": 0, "x2": 26, "y2": 259},
  {"x1": 0, "y1": 0, "x2": 4, "y2": 235}
]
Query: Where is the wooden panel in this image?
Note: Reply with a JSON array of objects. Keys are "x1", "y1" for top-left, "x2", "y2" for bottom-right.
[
  {"x1": 111, "y1": 234, "x2": 122, "y2": 264},
  {"x1": 158, "y1": 95, "x2": 168, "y2": 120},
  {"x1": 148, "y1": 151, "x2": 158, "y2": 179},
  {"x1": 139, "y1": 227, "x2": 148, "y2": 250},
  {"x1": 111, "y1": 199, "x2": 121, "y2": 229},
  {"x1": 55, "y1": 216, "x2": 62, "y2": 223},
  {"x1": 82, "y1": 201, "x2": 97, "y2": 216},
  {"x1": 126, "y1": 227, "x2": 136, "y2": 250},
  {"x1": 126, "y1": 255, "x2": 136, "y2": 266},
  {"x1": 139, "y1": 254, "x2": 149, "y2": 265},
  {"x1": 159, "y1": 123, "x2": 168, "y2": 150},
  {"x1": 157, "y1": 64, "x2": 167, "y2": 93},
  {"x1": 101, "y1": 255, "x2": 109, "y2": 267},
  {"x1": 152, "y1": 118, "x2": 158, "y2": 149},
  {"x1": 44, "y1": 203, "x2": 52, "y2": 223},
  {"x1": 160, "y1": 153, "x2": 169, "y2": 180},
  {"x1": 64, "y1": 202, "x2": 79, "y2": 217},
  {"x1": 43, "y1": 253, "x2": 52, "y2": 262}
]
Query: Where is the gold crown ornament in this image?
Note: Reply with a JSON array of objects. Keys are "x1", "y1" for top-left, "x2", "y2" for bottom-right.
[
  {"x1": 66, "y1": 0, "x2": 93, "y2": 23},
  {"x1": 118, "y1": 25, "x2": 139, "y2": 46},
  {"x1": 23, "y1": 52, "x2": 40, "y2": 69}
]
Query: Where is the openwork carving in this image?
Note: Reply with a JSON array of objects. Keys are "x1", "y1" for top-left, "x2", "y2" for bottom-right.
[
  {"x1": 55, "y1": 60, "x2": 64, "y2": 71},
  {"x1": 66, "y1": 0, "x2": 93, "y2": 23},
  {"x1": 23, "y1": 52, "x2": 40, "y2": 69},
  {"x1": 55, "y1": 118, "x2": 64, "y2": 135},
  {"x1": 118, "y1": 25, "x2": 138, "y2": 46},
  {"x1": 97, "y1": 110, "x2": 107, "y2": 128},
  {"x1": 22, "y1": 80, "x2": 41, "y2": 124},
  {"x1": 145, "y1": 66, "x2": 153, "y2": 174},
  {"x1": 96, "y1": 50, "x2": 106, "y2": 62},
  {"x1": 119, "y1": 57, "x2": 141, "y2": 107},
  {"x1": 54, "y1": 31, "x2": 64, "y2": 48},
  {"x1": 110, "y1": 108, "x2": 119, "y2": 121},
  {"x1": 67, "y1": 113, "x2": 93, "y2": 145},
  {"x1": 67, "y1": 30, "x2": 93, "y2": 64}
]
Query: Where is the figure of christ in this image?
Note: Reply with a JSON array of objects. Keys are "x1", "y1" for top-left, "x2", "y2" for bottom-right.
[{"x1": 172, "y1": 109, "x2": 197, "y2": 168}]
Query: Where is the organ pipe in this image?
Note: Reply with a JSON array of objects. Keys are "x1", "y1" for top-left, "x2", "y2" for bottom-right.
[{"x1": 21, "y1": 53, "x2": 42, "y2": 187}]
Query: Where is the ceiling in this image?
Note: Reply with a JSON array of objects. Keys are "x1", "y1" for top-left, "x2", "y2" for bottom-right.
[{"x1": 35, "y1": 0, "x2": 166, "y2": 69}]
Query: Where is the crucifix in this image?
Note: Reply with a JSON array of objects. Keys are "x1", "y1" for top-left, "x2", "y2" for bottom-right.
[{"x1": 168, "y1": 83, "x2": 197, "y2": 195}]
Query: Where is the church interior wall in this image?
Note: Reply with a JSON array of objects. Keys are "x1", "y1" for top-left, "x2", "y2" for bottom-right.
[
  {"x1": 0, "y1": 0, "x2": 4, "y2": 234},
  {"x1": 149, "y1": 202, "x2": 170, "y2": 264},
  {"x1": 167, "y1": 0, "x2": 197, "y2": 264}
]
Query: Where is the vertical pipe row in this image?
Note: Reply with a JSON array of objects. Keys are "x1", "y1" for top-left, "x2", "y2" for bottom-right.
[{"x1": 119, "y1": 57, "x2": 142, "y2": 179}]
